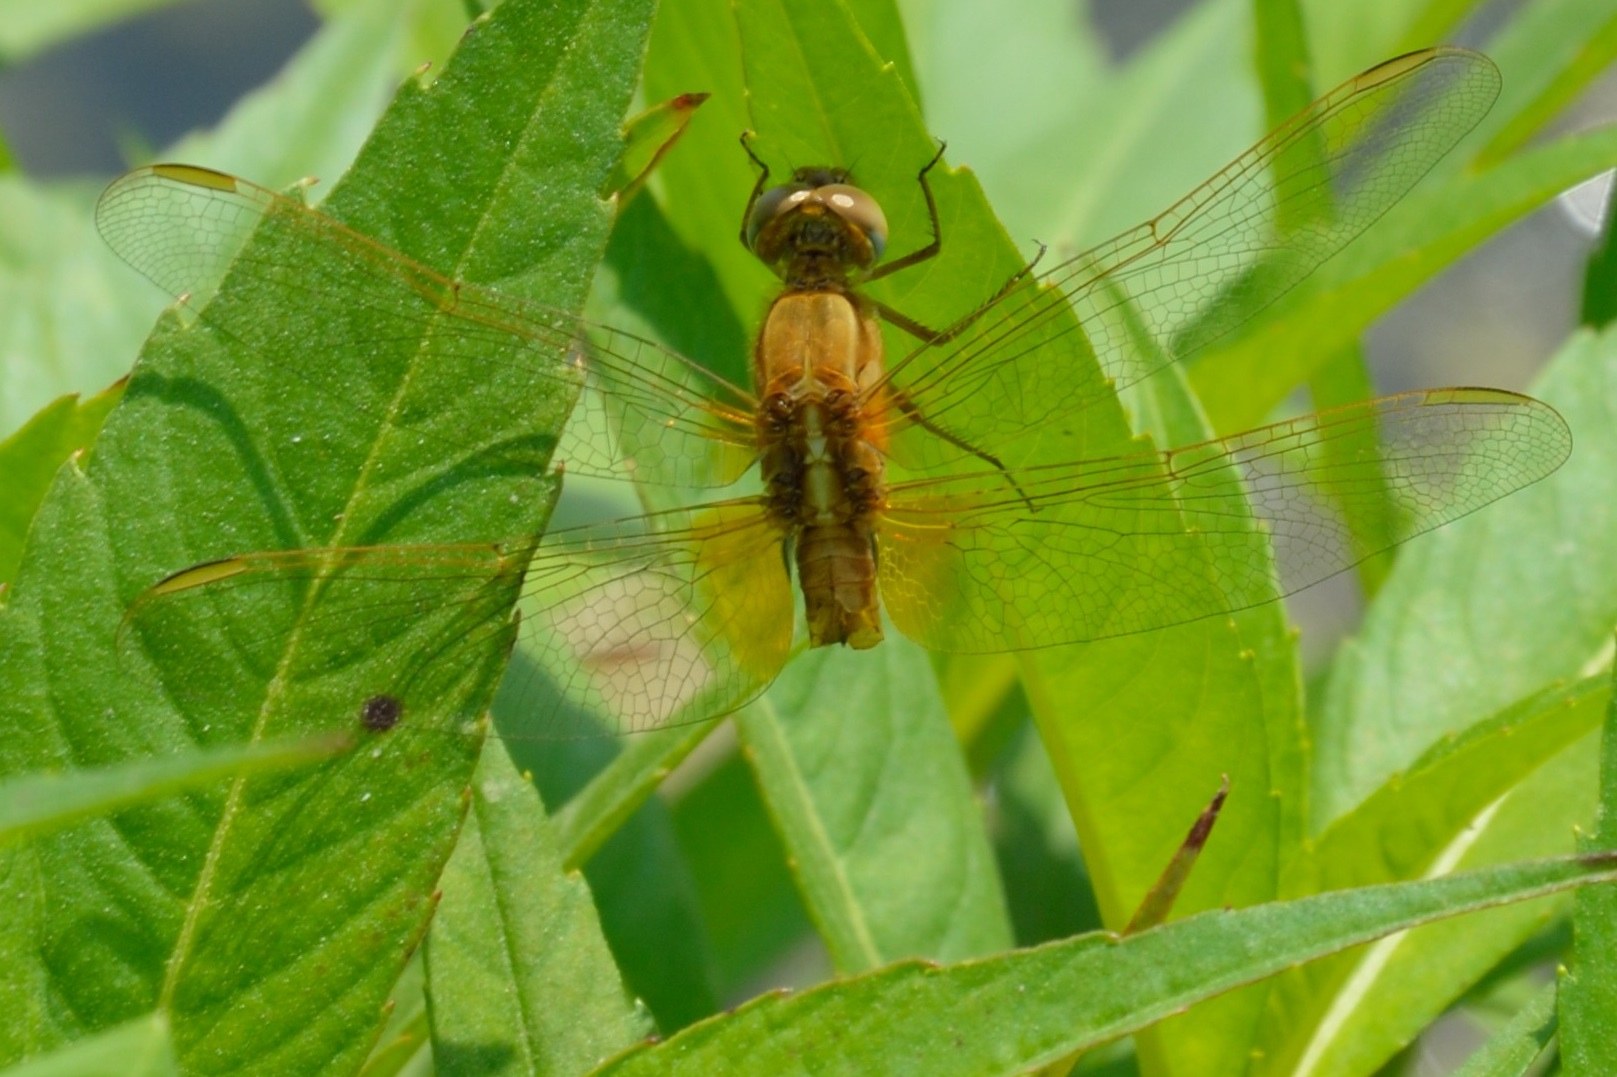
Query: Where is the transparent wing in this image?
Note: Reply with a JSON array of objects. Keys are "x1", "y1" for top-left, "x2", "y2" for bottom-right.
[
  {"x1": 124, "y1": 502, "x2": 794, "y2": 741},
  {"x1": 877, "y1": 390, "x2": 1568, "y2": 652},
  {"x1": 873, "y1": 48, "x2": 1501, "y2": 469},
  {"x1": 96, "y1": 164, "x2": 759, "y2": 489}
]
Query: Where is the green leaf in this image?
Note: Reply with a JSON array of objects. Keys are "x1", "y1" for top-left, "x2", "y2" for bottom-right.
[
  {"x1": 1284, "y1": 744, "x2": 1598, "y2": 1076},
  {"x1": 1560, "y1": 648, "x2": 1617, "y2": 1072},
  {"x1": 0, "y1": 1, "x2": 653, "y2": 1073},
  {"x1": 1452, "y1": 982, "x2": 1557, "y2": 1077},
  {"x1": 0, "y1": 1015, "x2": 176, "y2": 1077},
  {"x1": 738, "y1": 640, "x2": 1014, "y2": 971},
  {"x1": 986, "y1": 723, "x2": 1102, "y2": 947},
  {"x1": 1001, "y1": 0, "x2": 1259, "y2": 250},
  {"x1": 0, "y1": 383, "x2": 122, "y2": 585},
  {"x1": 635, "y1": 0, "x2": 765, "y2": 362},
  {"x1": 0, "y1": 734, "x2": 346, "y2": 847},
  {"x1": 591, "y1": 854, "x2": 1617, "y2": 1076},
  {"x1": 424, "y1": 739, "x2": 649, "y2": 1075},
  {"x1": 1254, "y1": 0, "x2": 1315, "y2": 128}
]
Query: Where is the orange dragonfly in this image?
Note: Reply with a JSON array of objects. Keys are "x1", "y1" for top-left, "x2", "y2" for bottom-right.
[{"x1": 100, "y1": 48, "x2": 1569, "y2": 741}]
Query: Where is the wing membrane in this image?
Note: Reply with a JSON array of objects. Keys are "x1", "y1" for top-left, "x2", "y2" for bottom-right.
[
  {"x1": 125, "y1": 503, "x2": 793, "y2": 741},
  {"x1": 878, "y1": 389, "x2": 1568, "y2": 651},
  {"x1": 875, "y1": 49, "x2": 1502, "y2": 469},
  {"x1": 96, "y1": 165, "x2": 759, "y2": 490}
]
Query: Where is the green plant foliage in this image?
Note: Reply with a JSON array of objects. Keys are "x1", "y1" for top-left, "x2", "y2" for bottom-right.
[
  {"x1": 1560, "y1": 654, "x2": 1617, "y2": 1072},
  {"x1": 424, "y1": 741, "x2": 649, "y2": 1076},
  {"x1": 0, "y1": 383, "x2": 122, "y2": 584},
  {"x1": 0, "y1": 0, "x2": 652, "y2": 1071},
  {"x1": 0, "y1": 1015, "x2": 177, "y2": 1077},
  {"x1": 2, "y1": 0, "x2": 1616, "y2": 1074},
  {"x1": 592, "y1": 855, "x2": 1617, "y2": 1076}
]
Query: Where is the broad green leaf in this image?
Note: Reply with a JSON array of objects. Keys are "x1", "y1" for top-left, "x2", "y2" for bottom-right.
[
  {"x1": 1452, "y1": 982, "x2": 1557, "y2": 1077},
  {"x1": 591, "y1": 854, "x2": 1617, "y2": 1076},
  {"x1": 738, "y1": 640, "x2": 1014, "y2": 971},
  {"x1": 568, "y1": 775, "x2": 722, "y2": 1031},
  {"x1": 496, "y1": 661, "x2": 722, "y2": 1032},
  {"x1": 1560, "y1": 652, "x2": 1617, "y2": 1073},
  {"x1": 424, "y1": 739, "x2": 649, "y2": 1075},
  {"x1": 0, "y1": 382, "x2": 122, "y2": 584},
  {"x1": 1306, "y1": 677, "x2": 1608, "y2": 895},
  {"x1": 0, "y1": 1, "x2": 653, "y2": 1073},
  {"x1": 0, "y1": 1014, "x2": 176, "y2": 1077},
  {"x1": 842, "y1": 0, "x2": 919, "y2": 109},
  {"x1": 0, "y1": 734, "x2": 345, "y2": 847},
  {"x1": 1025, "y1": 610, "x2": 1301, "y2": 1077},
  {"x1": 1315, "y1": 325, "x2": 1617, "y2": 822}
]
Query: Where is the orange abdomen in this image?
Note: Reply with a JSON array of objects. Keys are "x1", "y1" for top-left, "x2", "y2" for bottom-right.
[{"x1": 754, "y1": 289, "x2": 888, "y2": 648}]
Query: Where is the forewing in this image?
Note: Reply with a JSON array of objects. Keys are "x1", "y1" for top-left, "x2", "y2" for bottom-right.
[
  {"x1": 875, "y1": 49, "x2": 1501, "y2": 469},
  {"x1": 878, "y1": 390, "x2": 1569, "y2": 652},
  {"x1": 96, "y1": 164, "x2": 758, "y2": 491},
  {"x1": 124, "y1": 502, "x2": 794, "y2": 741}
]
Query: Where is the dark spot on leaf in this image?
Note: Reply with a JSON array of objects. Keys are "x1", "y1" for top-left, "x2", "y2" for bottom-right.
[{"x1": 361, "y1": 694, "x2": 403, "y2": 732}]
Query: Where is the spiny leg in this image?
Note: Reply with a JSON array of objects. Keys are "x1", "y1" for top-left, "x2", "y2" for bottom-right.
[
  {"x1": 887, "y1": 385, "x2": 1036, "y2": 512},
  {"x1": 866, "y1": 140, "x2": 948, "y2": 282},
  {"x1": 738, "y1": 131, "x2": 772, "y2": 252}
]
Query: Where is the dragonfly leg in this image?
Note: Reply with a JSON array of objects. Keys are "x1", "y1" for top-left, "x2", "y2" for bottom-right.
[
  {"x1": 738, "y1": 131, "x2": 772, "y2": 252},
  {"x1": 886, "y1": 386, "x2": 1036, "y2": 511},
  {"x1": 866, "y1": 141, "x2": 949, "y2": 281},
  {"x1": 870, "y1": 240, "x2": 1046, "y2": 345}
]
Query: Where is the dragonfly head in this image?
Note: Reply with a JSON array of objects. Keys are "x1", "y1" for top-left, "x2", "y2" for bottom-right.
[{"x1": 746, "y1": 166, "x2": 889, "y2": 281}]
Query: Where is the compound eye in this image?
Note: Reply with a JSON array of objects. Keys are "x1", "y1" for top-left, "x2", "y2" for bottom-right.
[
  {"x1": 745, "y1": 183, "x2": 813, "y2": 252},
  {"x1": 817, "y1": 184, "x2": 888, "y2": 260}
]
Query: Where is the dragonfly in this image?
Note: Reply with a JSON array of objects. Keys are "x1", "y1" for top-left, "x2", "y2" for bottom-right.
[{"x1": 100, "y1": 47, "x2": 1569, "y2": 743}]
